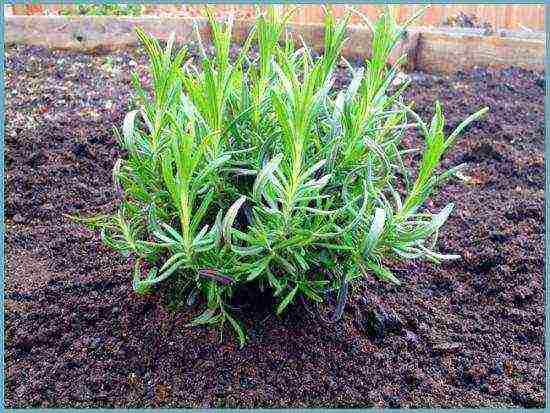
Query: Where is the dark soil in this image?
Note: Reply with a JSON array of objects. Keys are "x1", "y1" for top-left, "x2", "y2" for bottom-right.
[{"x1": 4, "y1": 44, "x2": 545, "y2": 408}]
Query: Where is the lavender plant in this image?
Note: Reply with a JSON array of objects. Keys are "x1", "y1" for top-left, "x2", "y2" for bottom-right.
[{"x1": 76, "y1": 6, "x2": 488, "y2": 346}]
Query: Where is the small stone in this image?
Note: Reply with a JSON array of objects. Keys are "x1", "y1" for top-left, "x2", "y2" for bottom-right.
[
  {"x1": 65, "y1": 359, "x2": 82, "y2": 369},
  {"x1": 327, "y1": 376, "x2": 338, "y2": 390},
  {"x1": 7, "y1": 291, "x2": 33, "y2": 301},
  {"x1": 213, "y1": 384, "x2": 226, "y2": 397},
  {"x1": 239, "y1": 376, "x2": 255, "y2": 390},
  {"x1": 382, "y1": 394, "x2": 401, "y2": 408},
  {"x1": 405, "y1": 370, "x2": 421, "y2": 388},
  {"x1": 461, "y1": 365, "x2": 487, "y2": 386},
  {"x1": 155, "y1": 383, "x2": 169, "y2": 403},
  {"x1": 497, "y1": 83, "x2": 515, "y2": 92},
  {"x1": 15, "y1": 334, "x2": 35, "y2": 352},
  {"x1": 145, "y1": 380, "x2": 155, "y2": 400},
  {"x1": 476, "y1": 254, "x2": 500, "y2": 271},
  {"x1": 89, "y1": 336, "x2": 102, "y2": 350},
  {"x1": 512, "y1": 286, "x2": 533, "y2": 305},
  {"x1": 379, "y1": 305, "x2": 404, "y2": 333},
  {"x1": 489, "y1": 362, "x2": 504, "y2": 376},
  {"x1": 517, "y1": 332, "x2": 529, "y2": 344},
  {"x1": 248, "y1": 328, "x2": 259, "y2": 343},
  {"x1": 359, "y1": 301, "x2": 404, "y2": 342},
  {"x1": 72, "y1": 143, "x2": 90, "y2": 158},
  {"x1": 347, "y1": 340, "x2": 360, "y2": 355},
  {"x1": 403, "y1": 329, "x2": 419, "y2": 348},
  {"x1": 391, "y1": 71, "x2": 410, "y2": 87},
  {"x1": 128, "y1": 373, "x2": 139, "y2": 386},
  {"x1": 363, "y1": 309, "x2": 385, "y2": 342},
  {"x1": 12, "y1": 213, "x2": 25, "y2": 224},
  {"x1": 489, "y1": 231, "x2": 508, "y2": 243},
  {"x1": 503, "y1": 359, "x2": 514, "y2": 375},
  {"x1": 433, "y1": 342, "x2": 462, "y2": 355},
  {"x1": 471, "y1": 67, "x2": 491, "y2": 80},
  {"x1": 508, "y1": 308, "x2": 528, "y2": 322}
]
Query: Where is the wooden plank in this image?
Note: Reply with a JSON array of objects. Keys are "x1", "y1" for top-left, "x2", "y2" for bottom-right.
[
  {"x1": 5, "y1": 15, "x2": 543, "y2": 75},
  {"x1": 415, "y1": 27, "x2": 544, "y2": 73}
]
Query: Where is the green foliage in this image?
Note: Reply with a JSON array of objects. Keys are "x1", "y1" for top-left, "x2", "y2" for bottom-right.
[
  {"x1": 76, "y1": 6, "x2": 488, "y2": 346},
  {"x1": 61, "y1": 4, "x2": 146, "y2": 17}
]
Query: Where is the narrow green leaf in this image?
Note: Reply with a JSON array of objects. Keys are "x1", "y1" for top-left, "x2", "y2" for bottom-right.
[
  {"x1": 276, "y1": 285, "x2": 299, "y2": 315},
  {"x1": 366, "y1": 260, "x2": 401, "y2": 286},
  {"x1": 225, "y1": 311, "x2": 247, "y2": 348},
  {"x1": 222, "y1": 196, "x2": 247, "y2": 244},
  {"x1": 364, "y1": 207, "x2": 386, "y2": 257}
]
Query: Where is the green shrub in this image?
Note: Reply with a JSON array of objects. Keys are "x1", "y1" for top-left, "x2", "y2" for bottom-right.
[{"x1": 75, "y1": 6, "x2": 487, "y2": 346}]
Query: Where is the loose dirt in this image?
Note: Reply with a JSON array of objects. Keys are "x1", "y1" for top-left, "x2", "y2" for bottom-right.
[{"x1": 4, "y1": 44, "x2": 545, "y2": 408}]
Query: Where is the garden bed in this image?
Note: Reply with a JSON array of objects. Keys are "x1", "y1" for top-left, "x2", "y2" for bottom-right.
[
  {"x1": 5, "y1": 15, "x2": 545, "y2": 73},
  {"x1": 4, "y1": 44, "x2": 545, "y2": 408}
]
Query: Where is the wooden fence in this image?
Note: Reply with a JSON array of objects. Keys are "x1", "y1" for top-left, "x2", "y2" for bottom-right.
[{"x1": 7, "y1": 4, "x2": 545, "y2": 31}]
